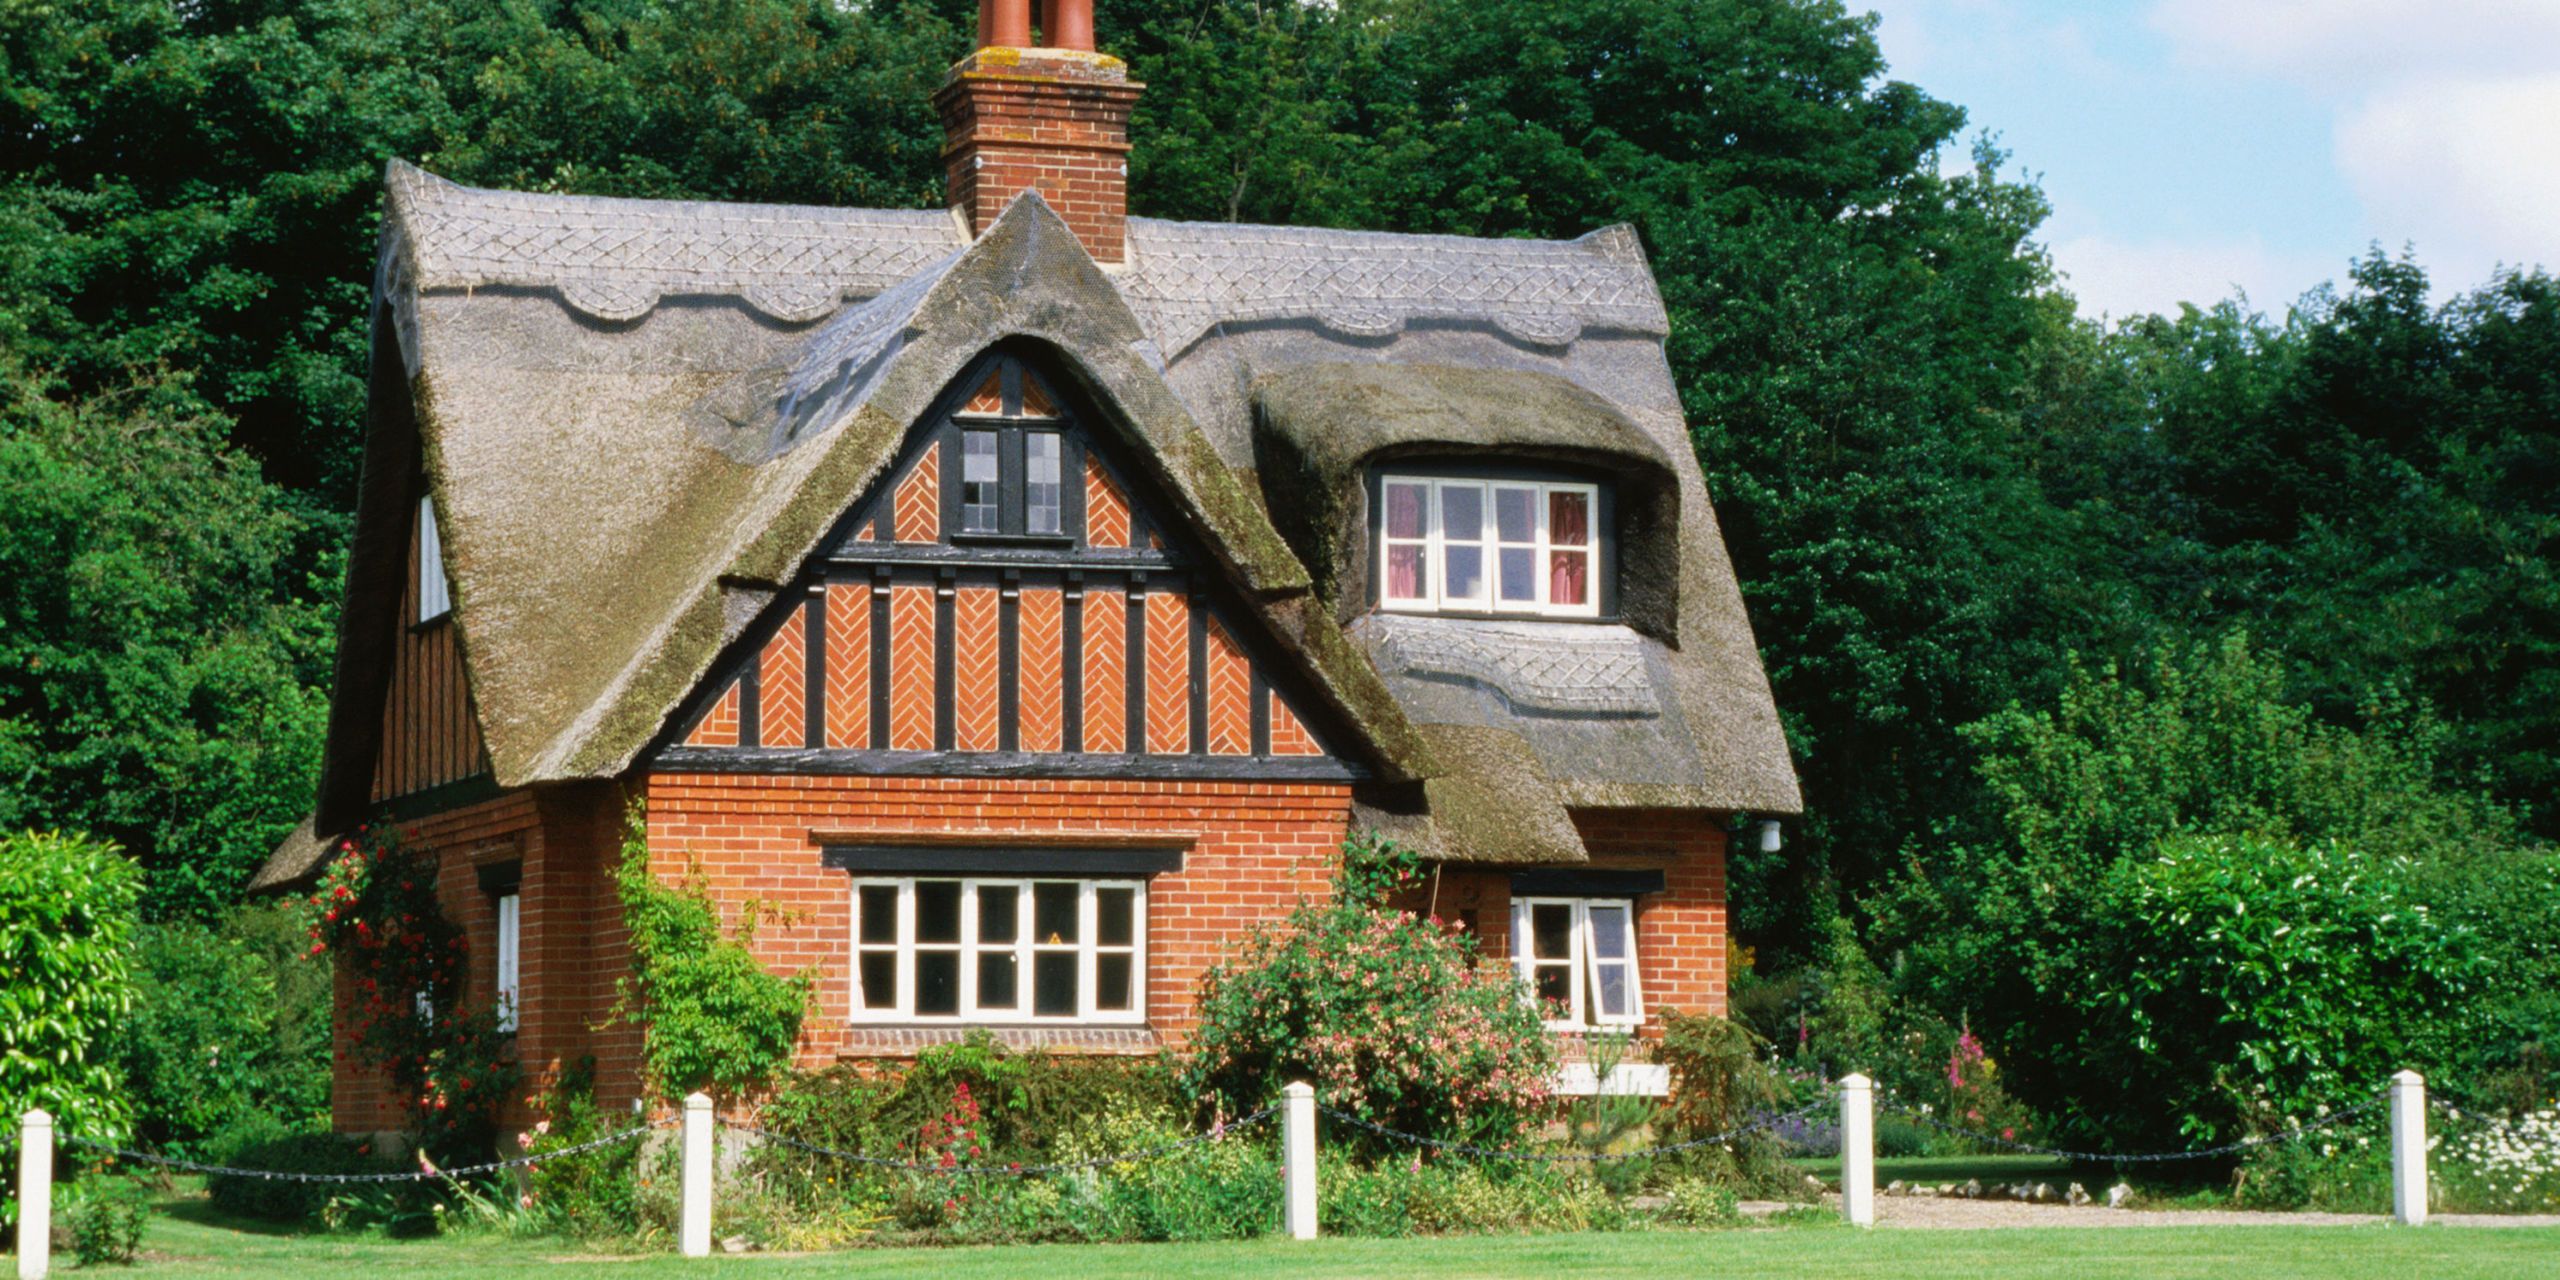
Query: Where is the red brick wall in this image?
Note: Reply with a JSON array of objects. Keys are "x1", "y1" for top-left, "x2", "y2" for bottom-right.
[
  {"x1": 637, "y1": 772, "x2": 1352, "y2": 1075},
  {"x1": 1415, "y1": 809, "x2": 1728, "y2": 1046}
]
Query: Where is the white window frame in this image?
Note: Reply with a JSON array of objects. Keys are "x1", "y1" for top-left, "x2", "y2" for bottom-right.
[
  {"x1": 848, "y1": 877, "x2": 1146, "y2": 1025},
  {"x1": 1377, "y1": 475, "x2": 1600, "y2": 618},
  {"x1": 494, "y1": 890, "x2": 521, "y2": 1033},
  {"x1": 417, "y1": 496, "x2": 454, "y2": 623},
  {"x1": 1511, "y1": 897, "x2": 1644, "y2": 1031}
]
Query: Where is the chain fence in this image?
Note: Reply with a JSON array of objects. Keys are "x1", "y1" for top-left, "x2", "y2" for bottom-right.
[
  {"x1": 1872, "y1": 1089, "x2": 2389, "y2": 1164},
  {"x1": 1312, "y1": 1097, "x2": 1829, "y2": 1164},
  {"x1": 723, "y1": 1106, "x2": 1278, "y2": 1177},
  {"x1": 59, "y1": 1120, "x2": 666, "y2": 1184}
]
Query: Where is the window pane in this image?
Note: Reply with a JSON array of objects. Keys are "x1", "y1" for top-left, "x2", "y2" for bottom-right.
[
  {"x1": 1097, "y1": 887, "x2": 1135, "y2": 947},
  {"x1": 857, "y1": 952, "x2": 899, "y2": 1010},
  {"x1": 1550, "y1": 550, "x2": 1589, "y2": 606},
  {"x1": 1498, "y1": 547, "x2": 1537, "y2": 602},
  {"x1": 962, "y1": 431, "x2": 1000, "y2": 532},
  {"x1": 979, "y1": 886, "x2": 1019, "y2": 944},
  {"x1": 1026, "y1": 434, "x2": 1062, "y2": 534},
  {"x1": 1549, "y1": 489, "x2": 1591, "y2": 547},
  {"x1": 1096, "y1": 954, "x2": 1134, "y2": 1011},
  {"x1": 916, "y1": 881, "x2": 962, "y2": 944},
  {"x1": 916, "y1": 952, "x2": 961, "y2": 1016},
  {"x1": 1495, "y1": 486, "x2": 1536, "y2": 543},
  {"x1": 1440, "y1": 484, "x2": 1484, "y2": 542},
  {"x1": 1531, "y1": 904, "x2": 1574, "y2": 960},
  {"x1": 1594, "y1": 964, "x2": 1630, "y2": 1018},
  {"x1": 858, "y1": 886, "x2": 899, "y2": 945},
  {"x1": 1033, "y1": 953, "x2": 1077, "y2": 1016},
  {"x1": 1386, "y1": 545, "x2": 1427, "y2": 600},
  {"x1": 1534, "y1": 964, "x2": 1573, "y2": 1008},
  {"x1": 1034, "y1": 882, "x2": 1079, "y2": 944},
  {"x1": 1444, "y1": 544, "x2": 1483, "y2": 602},
  {"x1": 977, "y1": 952, "x2": 1020, "y2": 1011},
  {"x1": 1588, "y1": 904, "x2": 1630, "y2": 960},
  {"x1": 1384, "y1": 482, "x2": 1427, "y2": 539}
]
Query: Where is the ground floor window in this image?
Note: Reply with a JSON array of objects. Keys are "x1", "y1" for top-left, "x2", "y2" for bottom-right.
[
  {"x1": 494, "y1": 890, "x2": 520, "y2": 1033},
  {"x1": 1511, "y1": 897, "x2": 1642, "y2": 1030},
  {"x1": 850, "y1": 878, "x2": 1144, "y2": 1023}
]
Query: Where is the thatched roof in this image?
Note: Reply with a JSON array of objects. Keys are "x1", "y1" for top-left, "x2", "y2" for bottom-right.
[
  {"x1": 245, "y1": 817, "x2": 333, "y2": 896},
  {"x1": 298, "y1": 161, "x2": 1799, "y2": 868}
]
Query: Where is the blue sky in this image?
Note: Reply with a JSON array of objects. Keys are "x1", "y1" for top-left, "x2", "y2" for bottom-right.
[{"x1": 1858, "y1": 1, "x2": 2560, "y2": 321}]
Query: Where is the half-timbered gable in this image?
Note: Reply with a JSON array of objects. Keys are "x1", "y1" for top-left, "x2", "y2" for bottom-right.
[{"x1": 663, "y1": 349, "x2": 1343, "y2": 778}]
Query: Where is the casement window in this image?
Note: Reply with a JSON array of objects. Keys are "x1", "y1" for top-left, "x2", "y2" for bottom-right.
[
  {"x1": 850, "y1": 878, "x2": 1144, "y2": 1023},
  {"x1": 417, "y1": 496, "x2": 454, "y2": 622},
  {"x1": 494, "y1": 890, "x2": 521, "y2": 1034},
  {"x1": 956, "y1": 425, "x2": 1068, "y2": 538},
  {"x1": 1378, "y1": 475, "x2": 1599, "y2": 617},
  {"x1": 1511, "y1": 897, "x2": 1642, "y2": 1030}
]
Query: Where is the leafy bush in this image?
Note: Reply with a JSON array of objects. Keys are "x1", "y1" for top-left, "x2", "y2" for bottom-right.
[
  {"x1": 1, "y1": 829, "x2": 139, "y2": 1230},
  {"x1": 1881, "y1": 635, "x2": 2543, "y2": 1148},
  {"x1": 115, "y1": 903, "x2": 332, "y2": 1153},
  {"x1": 1653, "y1": 1013, "x2": 1800, "y2": 1191},
  {"x1": 1319, "y1": 1159, "x2": 1619, "y2": 1237},
  {"x1": 615, "y1": 799, "x2": 810, "y2": 1099},
  {"x1": 1662, "y1": 1176, "x2": 1744, "y2": 1226},
  {"x1": 204, "y1": 1121, "x2": 407, "y2": 1224},
  {"x1": 65, "y1": 1177, "x2": 151, "y2": 1265},
  {"x1": 517, "y1": 1059, "x2": 646, "y2": 1236},
  {"x1": 1183, "y1": 833, "x2": 1555, "y2": 1148}
]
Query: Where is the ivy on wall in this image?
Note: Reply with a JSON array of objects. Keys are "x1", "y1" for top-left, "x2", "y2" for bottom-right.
[{"x1": 613, "y1": 798, "x2": 811, "y2": 1101}]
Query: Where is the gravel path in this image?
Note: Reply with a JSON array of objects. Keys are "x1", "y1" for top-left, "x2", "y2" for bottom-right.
[{"x1": 1739, "y1": 1197, "x2": 2560, "y2": 1230}]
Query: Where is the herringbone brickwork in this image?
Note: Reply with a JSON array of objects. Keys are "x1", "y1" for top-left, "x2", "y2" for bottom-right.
[
  {"x1": 952, "y1": 586, "x2": 1000, "y2": 752},
  {"x1": 824, "y1": 583, "x2": 869, "y2": 748}
]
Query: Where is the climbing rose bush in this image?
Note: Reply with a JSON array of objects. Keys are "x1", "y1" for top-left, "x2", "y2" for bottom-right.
[
  {"x1": 304, "y1": 827, "x2": 516, "y2": 1156},
  {"x1": 1181, "y1": 834, "x2": 1554, "y2": 1147}
]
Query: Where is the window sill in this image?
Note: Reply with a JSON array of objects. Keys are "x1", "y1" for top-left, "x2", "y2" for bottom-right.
[
  {"x1": 1374, "y1": 605, "x2": 1618, "y2": 625},
  {"x1": 838, "y1": 1024, "x2": 1161, "y2": 1057},
  {"x1": 409, "y1": 613, "x2": 455, "y2": 636}
]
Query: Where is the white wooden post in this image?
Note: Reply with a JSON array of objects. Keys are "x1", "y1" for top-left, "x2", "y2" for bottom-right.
[
  {"x1": 16, "y1": 1109, "x2": 51, "y2": 1280},
  {"x1": 679, "y1": 1092, "x2": 714, "y2": 1257},
  {"x1": 1839, "y1": 1074, "x2": 1875, "y2": 1228},
  {"x1": 1282, "y1": 1081, "x2": 1317, "y2": 1240},
  {"x1": 2390, "y1": 1070, "x2": 2427, "y2": 1226}
]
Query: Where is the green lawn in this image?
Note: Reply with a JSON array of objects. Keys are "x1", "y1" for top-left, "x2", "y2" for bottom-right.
[{"x1": 110, "y1": 1197, "x2": 2560, "y2": 1280}]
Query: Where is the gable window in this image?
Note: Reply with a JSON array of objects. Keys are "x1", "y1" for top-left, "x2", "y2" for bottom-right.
[
  {"x1": 417, "y1": 496, "x2": 454, "y2": 623},
  {"x1": 1379, "y1": 475, "x2": 1599, "y2": 617},
  {"x1": 850, "y1": 877, "x2": 1144, "y2": 1023},
  {"x1": 1511, "y1": 898, "x2": 1642, "y2": 1030}
]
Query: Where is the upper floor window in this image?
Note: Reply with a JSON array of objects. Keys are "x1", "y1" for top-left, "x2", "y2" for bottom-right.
[
  {"x1": 1378, "y1": 474, "x2": 1599, "y2": 617},
  {"x1": 417, "y1": 497, "x2": 453, "y2": 623},
  {"x1": 958, "y1": 425, "x2": 1066, "y2": 537}
]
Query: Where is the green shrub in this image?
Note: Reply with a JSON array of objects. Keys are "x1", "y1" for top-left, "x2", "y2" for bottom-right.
[
  {"x1": 1654, "y1": 1013, "x2": 1800, "y2": 1191},
  {"x1": 65, "y1": 1177, "x2": 151, "y2": 1265},
  {"x1": 615, "y1": 800, "x2": 809, "y2": 1100},
  {"x1": 114, "y1": 904, "x2": 332, "y2": 1154},
  {"x1": 1319, "y1": 1159, "x2": 1618, "y2": 1237},
  {"x1": 204, "y1": 1122, "x2": 407, "y2": 1224},
  {"x1": 517, "y1": 1059, "x2": 647, "y2": 1236},
  {"x1": 1183, "y1": 833, "x2": 1555, "y2": 1149},
  {"x1": 1663, "y1": 1176, "x2": 1744, "y2": 1226},
  {"x1": 1, "y1": 829, "x2": 139, "y2": 1230}
]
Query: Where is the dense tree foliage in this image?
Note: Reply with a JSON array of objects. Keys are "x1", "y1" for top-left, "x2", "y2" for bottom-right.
[{"x1": 2, "y1": 0, "x2": 2553, "y2": 1122}]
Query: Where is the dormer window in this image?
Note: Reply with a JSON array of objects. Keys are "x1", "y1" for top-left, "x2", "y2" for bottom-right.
[{"x1": 1377, "y1": 473, "x2": 1600, "y2": 617}]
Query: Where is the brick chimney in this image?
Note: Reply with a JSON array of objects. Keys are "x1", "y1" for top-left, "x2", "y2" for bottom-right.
[{"x1": 935, "y1": 0, "x2": 1143, "y2": 263}]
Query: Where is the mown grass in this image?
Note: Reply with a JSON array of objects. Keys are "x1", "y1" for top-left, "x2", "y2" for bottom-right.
[{"x1": 114, "y1": 1190, "x2": 2560, "y2": 1280}]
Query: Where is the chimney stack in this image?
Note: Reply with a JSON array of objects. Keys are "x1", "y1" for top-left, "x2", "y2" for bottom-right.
[{"x1": 936, "y1": 0, "x2": 1142, "y2": 263}]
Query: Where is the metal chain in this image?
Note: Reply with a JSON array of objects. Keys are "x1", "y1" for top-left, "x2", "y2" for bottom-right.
[
  {"x1": 725, "y1": 1106, "x2": 1277, "y2": 1177},
  {"x1": 1312, "y1": 1098, "x2": 1829, "y2": 1164},
  {"x1": 62, "y1": 1121, "x2": 663, "y2": 1184},
  {"x1": 1874, "y1": 1092, "x2": 2387, "y2": 1164}
]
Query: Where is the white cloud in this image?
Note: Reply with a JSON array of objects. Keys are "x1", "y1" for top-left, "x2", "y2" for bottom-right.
[
  {"x1": 2147, "y1": 0, "x2": 2560, "y2": 287},
  {"x1": 2046, "y1": 232, "x2": 2331, "y2": 321},
  {"x1": 2334, "y1": 73, "x2": 2560, "y2": 280},
  {"x1": 2150, "y1": 0, "x2": 2560, "y2": 90}
]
